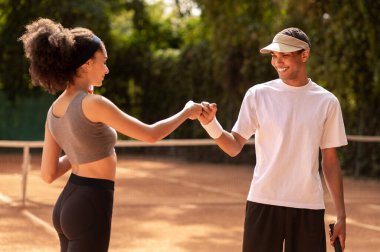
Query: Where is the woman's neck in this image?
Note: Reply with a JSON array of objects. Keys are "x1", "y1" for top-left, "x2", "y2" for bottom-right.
[{"x1": 65, "y1": 79, "x2": 90, "y2": 95}]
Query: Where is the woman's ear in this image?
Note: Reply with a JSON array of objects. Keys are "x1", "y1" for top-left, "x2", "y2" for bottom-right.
[{"x1": 79, "y1": 60, "x2": 92, "y2": 73}]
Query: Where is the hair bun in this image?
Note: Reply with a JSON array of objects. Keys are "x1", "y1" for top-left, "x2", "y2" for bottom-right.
[{"x1": 19, "y1": 18, "x2": 76, "y2": 93}]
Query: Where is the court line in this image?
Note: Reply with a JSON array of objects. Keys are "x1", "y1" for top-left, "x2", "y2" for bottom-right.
[
  {"x1": 0, "y1": 192, "x2": 57, "y2": 237},
  {"x1": 158, "y1": 176, "x2": 244, "y2": 198},
  {"x1": 4, "y1": 170, "x2": 380, "y2": 235},
  {"x1": 0, "y1": 192, "x2": 12, "y2": 203},
  {"x1": 21, "y1": 209, "x2": 57, "y2": 237},
  {"x1": 119, "y1": 168, "x2": 380, "y2": 233},
  {"x1": 117, "y1": 167, "x2": 244, "y2": 198},
  {"x1": 368, "y1": 204, "x2": 380, "y2": 210}
]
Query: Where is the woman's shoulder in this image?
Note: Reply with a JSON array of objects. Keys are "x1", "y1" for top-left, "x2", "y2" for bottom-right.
[
  {"x1": 83, "y1": 93, "x2": 114, "y2": 107},
  {"x1": 82, "y1": 93, "x2": 119, "y2": 122}
]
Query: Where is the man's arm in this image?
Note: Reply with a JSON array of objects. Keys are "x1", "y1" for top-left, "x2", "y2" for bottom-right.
[
  {"x1": 214, "y1": 131, "x2": 247, "y2": 157},
  {"x1": 322, "y1": 147, "x2": 346, "y2": 250},
  {"x1": 199, "y1": 102, "x2": 247, "y2": 157}
]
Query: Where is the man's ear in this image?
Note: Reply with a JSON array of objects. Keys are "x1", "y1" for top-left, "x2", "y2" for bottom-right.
[{"x1": 301, "y1": 50, "x2": 310, "y2": 62}]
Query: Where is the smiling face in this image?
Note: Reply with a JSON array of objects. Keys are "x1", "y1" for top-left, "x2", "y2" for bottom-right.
[{"x1": 270, "y1": 50, "x2": 310, "y2": 86}]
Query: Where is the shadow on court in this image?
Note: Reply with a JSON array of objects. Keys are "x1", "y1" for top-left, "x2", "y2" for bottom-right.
[{"x1": 0, "y1": 154, "x2": 380, "y2": 251}]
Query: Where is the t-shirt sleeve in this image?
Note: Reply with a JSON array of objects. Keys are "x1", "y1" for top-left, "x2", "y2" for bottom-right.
[
  {"x1": 320, "y1": 97, "x2": 348, "y2": 149},
  {"x1": 232, "y1": 89, "x2": 258, "y2": 140}
]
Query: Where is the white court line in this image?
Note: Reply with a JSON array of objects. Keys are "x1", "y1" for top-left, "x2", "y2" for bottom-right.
[
  {"x1": 21, "y1": 210, "x2": 57, "y2": 237},
  {"x1": 0, "y1": 192, "x2": 57, "y2": 238},
  {"x1": 326, "y1": 214, "x2": 380, "y2": 232},
  {"x1": 159, "y1": 176, "x2": 244, "y2": 198},
  {"x1": 0, "y1": 192, "x2": 12, "y2": 203},
  {"x1": 368, "y1": 204, "x2": 380, "y2": 210},
  {"x1": 117, "y1": 167, "x2": 244, "y2": 199},
  {"x1": 120, "y1": 168, "x2": 380, "y2": 232}
]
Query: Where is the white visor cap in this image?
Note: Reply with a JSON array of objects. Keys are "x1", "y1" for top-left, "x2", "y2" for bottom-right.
[{"x1": 260, "y1": 34, "x2": 310, "y2": 54}]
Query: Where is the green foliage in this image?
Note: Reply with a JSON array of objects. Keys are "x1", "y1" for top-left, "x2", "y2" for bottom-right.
[
  {"x1": 300, "y1": 0, "x2": 380, "y2": 176},
  {"x1": 0, "y1": 91, "x2": 54, "y2": 140},
  {"x1": 0, "y1": 0, "x2": 379, "y2": 176},
  {"x1": 0, "y1": 0, "x2": 111, "y2": 101},
  {"x1": 192, "y1": 0, "x2": 280, "y2": 128}
]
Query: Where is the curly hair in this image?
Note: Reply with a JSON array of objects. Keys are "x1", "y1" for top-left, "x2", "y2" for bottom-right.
[{"x1": 19, "y1": 18, "x2": 104, "y2": 93}]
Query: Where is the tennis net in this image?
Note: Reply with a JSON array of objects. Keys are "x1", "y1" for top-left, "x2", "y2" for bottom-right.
[{"x1": 0, "y1": 135, "x2": 378, "y2": 206}]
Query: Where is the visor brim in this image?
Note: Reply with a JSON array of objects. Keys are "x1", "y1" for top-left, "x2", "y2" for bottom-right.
[{"x1": 260, "y1": 43, "x2": 304, "y2": 54}]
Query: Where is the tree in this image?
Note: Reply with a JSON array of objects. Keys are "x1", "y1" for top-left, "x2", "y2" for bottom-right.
[
  {"x1": 192, "y1": 0, "x2": 281, "y2": 129},
  {"x1": 0, "y1": 0, "x2": 112, "y2": 100},
  {"x1": 304, "y1": 0, "x2": 380, "y2": 176}
]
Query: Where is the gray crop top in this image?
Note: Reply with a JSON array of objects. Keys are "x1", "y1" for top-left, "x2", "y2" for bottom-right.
[{"x1": 46, "y1": 91, "x2": 117, "y2": 164}]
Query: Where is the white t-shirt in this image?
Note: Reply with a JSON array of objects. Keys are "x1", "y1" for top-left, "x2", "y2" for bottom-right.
[{"x1": 232, "y1": 79, "x2": 347, "y2": 209}]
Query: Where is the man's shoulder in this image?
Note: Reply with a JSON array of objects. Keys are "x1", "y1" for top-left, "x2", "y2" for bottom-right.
[
  {"x1": 309, "y1": 80, "x2": 339, "y2": 101},
  {"x1": 248, "y1": 79, "x2": 278, "y2": 92}
]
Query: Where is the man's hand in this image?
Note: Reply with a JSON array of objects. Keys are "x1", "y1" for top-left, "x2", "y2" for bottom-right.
[
  {"x1": 199, "y1": 101, "x2": 217, "y2": 125},
  {"x1": 330, "y1": 220, "x2": 346, "y2": 251}
]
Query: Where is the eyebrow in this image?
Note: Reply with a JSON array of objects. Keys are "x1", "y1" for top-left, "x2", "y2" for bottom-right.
[{"x1": 271, "y1": 52, "x2": 292, "y2": 55}]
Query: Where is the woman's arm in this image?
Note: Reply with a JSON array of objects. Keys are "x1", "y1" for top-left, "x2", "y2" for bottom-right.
[
  {"x1": 40, "y1": 124, "x2": 72, "y2": 183},
  {"x1": 83, "y1": 95, "x2": 202, "y2": 143}
]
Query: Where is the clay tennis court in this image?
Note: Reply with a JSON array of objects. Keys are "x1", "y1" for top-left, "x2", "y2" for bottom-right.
[{"x1": 1, "y1": 152, "x2": 380, "y2": 252}]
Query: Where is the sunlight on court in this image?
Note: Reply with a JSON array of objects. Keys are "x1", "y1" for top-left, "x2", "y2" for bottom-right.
[{"x1": 1, "y1": 152, "x2": 380, "y2": 251}]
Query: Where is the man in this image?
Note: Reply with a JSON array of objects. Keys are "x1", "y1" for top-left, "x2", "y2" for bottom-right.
[{"x1": 199, "y1": 27, "x2": 347, "y2": 252}]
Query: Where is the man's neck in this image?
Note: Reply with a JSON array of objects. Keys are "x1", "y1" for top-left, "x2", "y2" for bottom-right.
[{"x1": 281, "y1": 76, "x2": 309, "y2": 87}]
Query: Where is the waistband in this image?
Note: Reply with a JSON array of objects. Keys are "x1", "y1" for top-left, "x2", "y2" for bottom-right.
[{"x1": 69, "y1": 173, "x2": 114, "y2": 191}]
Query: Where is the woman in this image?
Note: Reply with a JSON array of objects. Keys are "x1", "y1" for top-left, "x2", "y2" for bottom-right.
[{"x1": 19, "y1": 18, "x2": 202, "y2": 252}]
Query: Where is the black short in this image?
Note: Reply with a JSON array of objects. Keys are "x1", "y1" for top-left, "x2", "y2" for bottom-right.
[
  {"x1": 243, "y1": 201, "x2": 326, "y2": 252},
  {"x1": 52, "y1": 173, "x2": 114, "y2": 252}
]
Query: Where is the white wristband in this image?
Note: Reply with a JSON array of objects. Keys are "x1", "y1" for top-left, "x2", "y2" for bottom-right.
[{"x1": 201, "y1": 117, "x2": 223, "y2": 139}]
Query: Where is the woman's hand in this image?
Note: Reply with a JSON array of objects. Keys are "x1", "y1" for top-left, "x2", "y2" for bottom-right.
[{"x1": 184, "y1": 101, "x2": 203, "y2": 120}]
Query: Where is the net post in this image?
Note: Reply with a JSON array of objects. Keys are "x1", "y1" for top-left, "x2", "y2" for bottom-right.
[{"x1": 21, "y1": 145, "x2": 31, "y2": 207}]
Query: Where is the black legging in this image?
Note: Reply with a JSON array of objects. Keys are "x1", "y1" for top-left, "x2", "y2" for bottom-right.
[{"x1": 52, "y1": 173, "x2": 114, "y2": 252}]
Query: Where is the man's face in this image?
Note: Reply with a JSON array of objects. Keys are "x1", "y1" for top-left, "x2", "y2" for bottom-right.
[{"x1": 270, "y1": 50, "x2": 309, "y2": 84}]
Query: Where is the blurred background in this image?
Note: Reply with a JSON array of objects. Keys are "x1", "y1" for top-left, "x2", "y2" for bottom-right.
[{"x1": 0, "y1": 0, "x2": 379, "y2": 178}]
